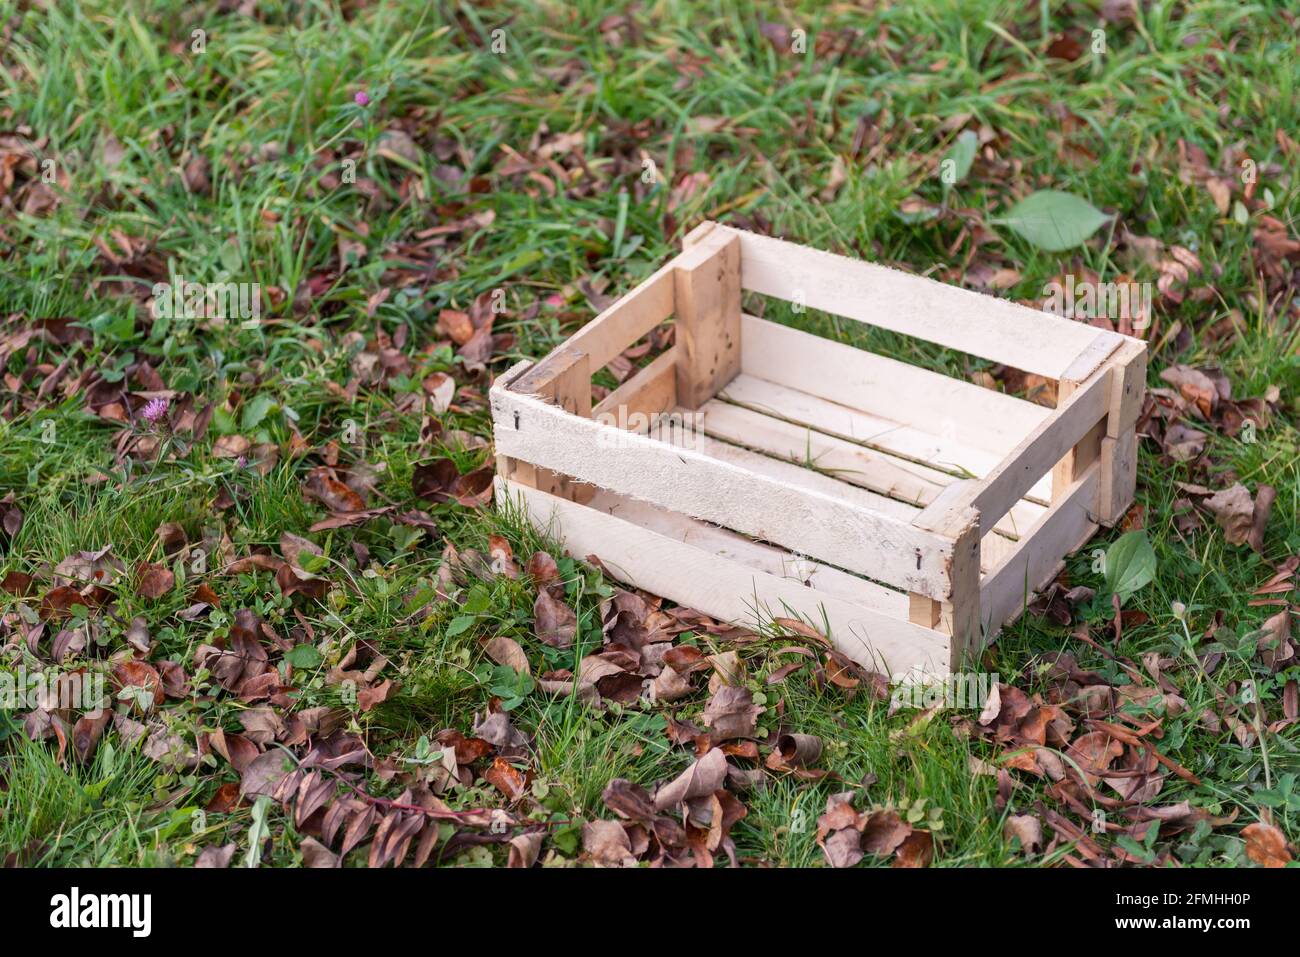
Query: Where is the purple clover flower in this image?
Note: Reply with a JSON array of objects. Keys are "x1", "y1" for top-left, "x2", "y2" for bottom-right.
[{"x1": 141, "y1": 397, "x2": 169, "y2": 424}]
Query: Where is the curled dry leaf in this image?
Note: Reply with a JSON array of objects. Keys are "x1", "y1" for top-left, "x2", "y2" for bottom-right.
[
  {"x1": 484, "y1": 757, "x2": 529, "y2": 802},
  {"x1": 508, "y1": 831, "x2": 543, "y2": 868},
  {"x1": 422, "y1": 371, "x2": 456, "y2": 413},
  {"x1": 487, "y1": 535, "x2": 519, "y2": 578},
  {"x1": 772, "y1": 733, "x2": 823, "y2": 768},
  {"x1": 653, "y1": 746, "x2": 727, "y2": 811},
  {"x1": 892, "y1": 829, "x2": 934, "y2": 868}
]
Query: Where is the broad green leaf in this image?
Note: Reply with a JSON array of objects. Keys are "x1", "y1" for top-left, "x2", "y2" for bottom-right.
[
  {"x1": 286, "y1": 644, "x2": 322, "y2": 669},
  {"x1": 1105, "y1": 530, "x2": 1156, "y2": 602},
  {"x1": 445, "y1": 614, "x2": 475, "y2": 637},
  {"x1": 940, "y1": 130, "x2": 978, "y2": 187},
  {"x1": 996, "y1": 190, "x2": 1111, "y2": 251},
  {"x1": 241, "y1": 394, "x2": 278, "y2": 430}
]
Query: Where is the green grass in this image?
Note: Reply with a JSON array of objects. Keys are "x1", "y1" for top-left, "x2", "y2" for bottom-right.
[{"x1": 0, "y1": 0, "x2": 1297, "y2": 867}]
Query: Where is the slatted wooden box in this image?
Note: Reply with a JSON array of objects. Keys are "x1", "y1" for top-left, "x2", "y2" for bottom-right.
[{"x1": 491, "y1": 223, "x2": 1146, "y2": 680}]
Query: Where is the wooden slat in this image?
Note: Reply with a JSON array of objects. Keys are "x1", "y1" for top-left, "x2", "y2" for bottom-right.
[
  {"x1": 727, "y1": 225, "x2": 1116, "y2": 379},
  {"x1": 582, "y1": 489, "x2": 907, "y2": 616},
  {"x1": 692, "y1": 399, "x2": 1047, "y2": 540},
  {"x1": 980, "y1": 461, "x2": 1101, "y2": 640},
  {"x1": 592, "y1": 347, "x2": 678, "y2": 423},
  {"x1": 740, "y1": 315, "x2": 1050, "y2": 457},
  {"x1": 967, "y1": 366, "x2": 1112, "y2": 537},
  {"x1": 491, "y1": 380, "x2": 959, "y2": 599},
  {"x1": 499, "y1": 478, "x2": 951, "y2": 678},
  {"x1": 720, "y1": 373, "x2": 1052, "y2": 500},
  {"x1": 518, "y1": 264, "x2": 675, "y2": 387}
]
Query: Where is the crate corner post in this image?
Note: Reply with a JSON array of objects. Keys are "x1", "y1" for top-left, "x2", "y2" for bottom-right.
[{"x1": 672, "y1": 228, "x2": 742, "y2": 410}]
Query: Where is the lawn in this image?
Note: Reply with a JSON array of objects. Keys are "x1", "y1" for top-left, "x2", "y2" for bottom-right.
[{"x1": 0, "y1": 0, "x2": 1297, "y2": 868}]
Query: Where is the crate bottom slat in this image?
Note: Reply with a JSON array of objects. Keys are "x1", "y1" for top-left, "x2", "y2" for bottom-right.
[
  {"x1": 689, "y1": 396, "x2": 1049, "y2": 540},
  {"x1": 649, "y1": 414, "x2": 1023, "y2": 577},
  {"x1": 497, "y1": 476, "x2": 953, "y2": 679}
]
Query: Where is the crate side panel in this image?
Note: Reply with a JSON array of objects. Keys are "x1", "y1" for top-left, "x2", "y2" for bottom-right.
[
  {"x1": 492, "y1": 387, "x2": 956, "y2": 598},
  {"x1": 980, "y1": 462, "x2": 1101, "y2": 639},
  {"x1": 583, "y1": 489, "x2": 908, "y2": 617},
  {"x1": 729, "y1": 227, "x2": 1112, "y2": 380},
  {"x1": 499, "y1": 478, "x2": 951, "y2": 678}
]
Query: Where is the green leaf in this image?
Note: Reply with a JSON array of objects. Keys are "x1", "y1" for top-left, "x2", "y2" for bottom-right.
[
  {"x1": 940, "y1": 130, "x2": 978, "y2": 188},
  {"x1": 286, "y1": 644, "x2": 322, "y2": 669},
  {"x1": 1105, "y1": 530, "x2": 1157, "y2": 602},
  {"x1": 995, "y1": 190, "x2": 1111, "y2": 251},
  {"x1": 445, "y1": 614, "x2": 475, "y2": 637},
  {"x1": 241, "y1": 394, "x2": 278, "y2": 430}
]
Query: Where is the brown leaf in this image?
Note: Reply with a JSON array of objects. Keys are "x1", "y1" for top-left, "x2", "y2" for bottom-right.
[
  {"x1": 300, "y1": 836, "x2": 340, "y2": 868},
  {"x1": 195, "y1": 844, "x2": 237, "y2": 868},
  {"x1": 484, "y1": 757, "x2": 529, "y2": 802},
  {"x1": 653, "y1": 747, "x2": 727, "y2": 811},
  {"x1": 412, "y1": 458, "x2": 494, "y2": 507},
  {"x1": 862, "y1": 809, "x2": 912, "y2": 856},
  {"x1": 111, "y1": 661, "x2": 163, "y2": 713},
  {"x1": 483, "y1": 635, "x2": 531, "y2": 675},
  {"x1": 1205, "y1": 483, "x2": 1256, "y2": 547},
  {"x1": 1159, "y1": 365, "x2": 1219, "y2": 417},
  {"x1": 822, "y1": 826, "x2": 865, "y2": 868},
  {"x1": 771, "y1": 733, "x2": 823, "y2": 769},
  {"x1": 533, "y1": 589, "x2": 577, "y2": 648},
  {"x1": 1004, "y1": 814, "x2": 1043, "y2": 854},
  {"x1": 525, "y1": 551, "x2": 560, "y2": 586},
  {"x1": 508, "y1": 831, "x2": 543, "y2": 868},
  {"x1": 582, "y1": 820, "x2": 635, "y2": 867},
  {"x1": 240, "y1": 750, "x2": 292, "y2": 799},
  {"x1": 1248, "y1": 485, "x2": 1276, "y2": 554},
  {"x1": 700, "y1": 685, "x2": 764, "y2": 741},
  {"x1": 135, "y1": 561, "x2": 175, "y2": 599},
  {"x1": 487, "y1": 534, "x2": 519, "y2": 578},
  {"x1": 1, "y1": 570, "x2": 34, "y2": 595},
  {"x1": 1242, "y1": 821, "x2": 1292, "y2": 868},
  {"x1": 303, "y1": 466, "x2": 366, "y2": 512},
  {"x1": 892, "y1": 829, "x2": 934, "y2": 868},
  {"x1": 72, "y1": 711, "x2": 111, "y2": 763}
]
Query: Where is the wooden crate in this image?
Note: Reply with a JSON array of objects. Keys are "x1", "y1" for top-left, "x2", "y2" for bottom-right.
[{"x1": 491, "y1": 223, "x2": 1146, "y2": 680}]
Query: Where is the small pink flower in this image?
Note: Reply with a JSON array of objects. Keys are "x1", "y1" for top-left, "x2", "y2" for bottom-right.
[
  {"x1": 141, "y1": 397, "x2": 168, "y2": 424},
  {"x1": 544, "y1": 293, "x2": 565, "y2": 308},
  {"x1": 354, "y1": 91, "x2": 370, "y2": 107}
]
